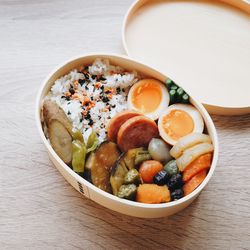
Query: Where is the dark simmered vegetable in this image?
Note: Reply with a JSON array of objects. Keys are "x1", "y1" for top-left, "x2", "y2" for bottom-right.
[
  {"x1": 72, "y1": 140, "x2": 86, "y2": 173},
  {"x1": 90, "y1": 141, "x2": 120, "y2": 193},
  {"x1": 43, "y1": 100, "x2": 72, "y2": 133},
  {"x1": 48, "y1": 120, "x2": 72, "y2": 164},
  {"x1": 124, "y1": 169, "x2": 141, "y2": 185},
  {"x1": 117, "y1": 184, "x2": 137, "y2": 200}
]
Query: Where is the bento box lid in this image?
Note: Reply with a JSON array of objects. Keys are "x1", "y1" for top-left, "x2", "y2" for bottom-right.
[{"x1": 122, "y1": 0, "x2": 250, "y2": 115}]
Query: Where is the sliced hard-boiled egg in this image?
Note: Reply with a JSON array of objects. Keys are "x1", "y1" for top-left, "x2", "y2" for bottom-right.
[
  {"x1": 158, "y1": 104, "x2": 204, "y2": 145},
  {"x1": 128, "y1": 79, "x2": 169, "y2": 120}
]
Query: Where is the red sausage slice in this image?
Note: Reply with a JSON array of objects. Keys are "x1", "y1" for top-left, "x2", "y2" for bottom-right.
[
  {"x1": 107, "y1": 110, "x2": 141, "y2": 142},
  {"x1": 117, "y1": 116, "x2": 159, "y2": 152}
]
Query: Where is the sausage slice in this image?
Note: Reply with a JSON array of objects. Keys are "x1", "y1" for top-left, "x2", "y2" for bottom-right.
[
  {"x1": 117, "y1": 116, "x2": 159, "y2": 152},
  {"x1": 107, "y1": 110, "x2": 141, "y2": 142}
]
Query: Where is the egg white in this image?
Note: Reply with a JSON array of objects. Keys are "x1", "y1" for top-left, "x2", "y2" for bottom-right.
[
  {"x1": 158, "y1": 104, "x2": 204, "y2": 145},
  {"x1": 127, "y1": 79, "x2": 170, "y2": 120}
]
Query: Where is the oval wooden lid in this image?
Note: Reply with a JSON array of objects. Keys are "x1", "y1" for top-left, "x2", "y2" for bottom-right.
[{"x1": 123, "y1": 0, "x2": 250, "y2": 115}]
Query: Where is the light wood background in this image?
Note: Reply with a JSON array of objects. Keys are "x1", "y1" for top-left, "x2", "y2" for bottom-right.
[{"x1": 0, "y1": 1, "x2": 249, "y2": 249}]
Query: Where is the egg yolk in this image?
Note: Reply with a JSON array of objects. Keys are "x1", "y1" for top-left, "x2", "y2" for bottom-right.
[
  {"x1": 162, "y1": 110, "x2": 194, "y2": 141},
  {"x1": 132, "y1": 81, "x2": 162, "y2": 113}
]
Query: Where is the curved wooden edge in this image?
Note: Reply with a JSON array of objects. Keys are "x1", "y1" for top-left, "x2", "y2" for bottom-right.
[
  {"x1": 122, "y1": 0, "x2": 250, "y2": 116},
  {"x1": 204, "y1": 103, "x2": 250, "y2": 116}
]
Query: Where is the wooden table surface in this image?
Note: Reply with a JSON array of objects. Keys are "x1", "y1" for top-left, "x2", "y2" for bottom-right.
[{"x1": 1, "y1": 1, "x2": 250, "y2": 249}]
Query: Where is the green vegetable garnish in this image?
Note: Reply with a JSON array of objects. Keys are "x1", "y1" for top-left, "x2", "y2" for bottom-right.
[
  {"x1": 72, "y1": 140, "x2": 86, "y2": 173},
  {"x1": 72, "y1": 130, "x2": 84, "y2": 142},
  {"x1": 182, "y1": 93, "x2": 189, "y2": 103},
  {"x1": 169, "y1": 89, "x2": 176, "y2": 104},
  {"x1": 86, "y1": 131, "x2": 98, "y2": 154},
  {"x1": 176, "y1": 87, "x2": 184, "y2": 102},
  {"x1": 166, "y1": 79, "x2": 172, "y2": 90},
  {"x1": 170, "y1": 84, "x2": 178, "y2": 91}
]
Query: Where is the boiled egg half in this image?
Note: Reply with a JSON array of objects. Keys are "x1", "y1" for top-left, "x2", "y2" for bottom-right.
[
  {"x1": 158, "y1": 104, "x2": 204, "y2": 145},
  {"x1": 128, "y1": 79, "x2": 169, "y2": 120}
]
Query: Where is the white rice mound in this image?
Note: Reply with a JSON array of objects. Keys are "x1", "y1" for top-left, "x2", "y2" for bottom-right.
[{"x1": 46, "y1": 58, "x2": 139, "y2": 143}]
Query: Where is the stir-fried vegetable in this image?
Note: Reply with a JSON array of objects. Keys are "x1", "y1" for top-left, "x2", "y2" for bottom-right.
[
  {"x1": 86, "y1": 131, "x2": 98, "y2": 154},
  {"x1": 72, "y1": 140, "x2": 86, "y2": 173}
]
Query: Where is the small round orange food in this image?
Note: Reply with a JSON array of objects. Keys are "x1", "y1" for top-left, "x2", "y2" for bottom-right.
[
  {"x1": 117, "y1": 115, "x2": 159, "y2": 152},
  {"x1": 139, "y1": 160, "x2": 163, "y2": 183}
]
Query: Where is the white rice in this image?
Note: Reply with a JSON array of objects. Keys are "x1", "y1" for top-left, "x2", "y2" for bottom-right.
[{"x1": 46, "y1": 58, "x2": 139, "y2": 143}]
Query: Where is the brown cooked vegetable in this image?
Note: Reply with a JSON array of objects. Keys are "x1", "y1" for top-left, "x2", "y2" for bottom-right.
[
  {"x1": 48, "y1": 120, "x2": 72, "y2": 164},
  {"x1": 43, "y1": 99, "x2": 72, "y2": 133},
  {"x1": 90, "y1": 141, "x2": 120, "y2": 193}
]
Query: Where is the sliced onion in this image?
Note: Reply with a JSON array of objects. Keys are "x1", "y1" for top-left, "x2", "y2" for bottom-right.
[
  {"x1": 176, "y1": 142, "x2": 214, "y2": 171},
  {"x1": 170, "y1": 133, "x2": 211, "y2": 159}
]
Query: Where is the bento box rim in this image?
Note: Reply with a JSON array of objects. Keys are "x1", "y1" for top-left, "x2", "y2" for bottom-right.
[{"x1": 35, "y1": 52, "x2": 219, "y2": 209}]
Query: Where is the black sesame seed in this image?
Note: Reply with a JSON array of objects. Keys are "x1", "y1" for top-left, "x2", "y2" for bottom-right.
[
  {"x1": 69, "y1": 87, "x2": 75, "y2": 95},
  {"x1": 67, "y1": 111, "x2": 71, "y2": 115},
  {"x1": 61, "y1": 96, "x2": 66, "y2": 99},
  {"x1": 88, "y1": 119, "x2": 94, "y2": 126},
  {"x1": 100, "y1": 76, "x2": 106, "y2": 81},
  {"x1": 78, "y1": 79, "x2": 85, "y2": 86},
  {"x1": 90, "y1": 96, "x2": 94, "y2": 101},
  {"x1": 67, "y1": 102, "x2": 71, "y2": 105},
  {"x1": 116, "y1": 87, "x2": 121, "y2": 94},
  {"x1": 80, "y1": 118, "x2": 83, "y2": 122},
  {"x1": 85, "y1": 85, "x2": 89, "y2": 90},
  {"x1": 91, "y1": 75, "x2": 97, "y2": 80},
  {"x1": 84, "y1": 73, "x2": 89, "y2": 79},
  {"x1": 122, "y1": 88, "x2": 125, "y2": 92},
  {"x1": 101, "y1": 85, "x2": 104, "y2": 90},
  {"x1": 65, "y1": 96, "x2": 71, "y2": 101},
  {"x1": 111, "y1": 104, "x2": 116, "y2": 108},
  {"x1": 102, "y1": 96, "x2": 109, "y2": 103}
]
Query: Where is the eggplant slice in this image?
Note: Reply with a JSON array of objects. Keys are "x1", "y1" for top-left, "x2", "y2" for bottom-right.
[{"x1": 90, "y1": 141, "x2": 120, "y2": 193}]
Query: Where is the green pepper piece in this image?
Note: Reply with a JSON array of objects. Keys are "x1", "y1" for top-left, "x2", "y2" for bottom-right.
[
  {"x1": 72, "y1": 140, "x2": 86, "y2": 173},
  {"x1": 182, "y1": 93, "x2": 189, "y2": 103},
  {"x1": 72, "y1": 130, "x2": 84, "y2": 142},
  {"x1": 86, "y1": 131, "x2": 98, "y2": 153},
  {"x1": 117, "y1": 184, "x2": 137, "y2": 200},
  {"x1": 124, "y1": 169, "x2": 141, "y2": 186},
  {"x1": 134, "y1": 150, "x2": 152, "y2": 166},
  {"x1": 164, "y1": 160, "x2": 179, "y2": 176}
]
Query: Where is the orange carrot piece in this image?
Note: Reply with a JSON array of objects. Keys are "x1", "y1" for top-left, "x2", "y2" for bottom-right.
[
  {"x1": 183, "y1": 153, "x2": 212, "y2": 182},
  {"x1": 183, "y1": 170, "x2": 207, "y2": 196},
  {"x1": 136, "y1": 184, "x2": 170, "y2": 204},
  {"x1": 139, "y1": 160, "x2": 163, "y2": 183}
]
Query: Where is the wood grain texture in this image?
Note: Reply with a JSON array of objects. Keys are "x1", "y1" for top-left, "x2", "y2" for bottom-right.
[{"x1": 0, "y1": 0, "x2": 249, "y2": 249}]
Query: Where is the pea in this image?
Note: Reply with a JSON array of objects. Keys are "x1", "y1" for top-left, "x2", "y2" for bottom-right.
[
  {"x1": 164, "y1": 160, "x2": 179, "y2": 176},
  {"x1": 169, "y1": 89, "x2": 176, "y2": 104},
  {"x1": 176, "y1": 87, "x2": 184, "y2": 102},
  {"x1": 182, "y1": 93, "x2": 189, "y2": 103},
  {"x1": 166, "y1": 79, "x2": 173, "y2": 90},
  {"x1": 72, "y1": 140, "x2": 86, "y2": 173}
]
